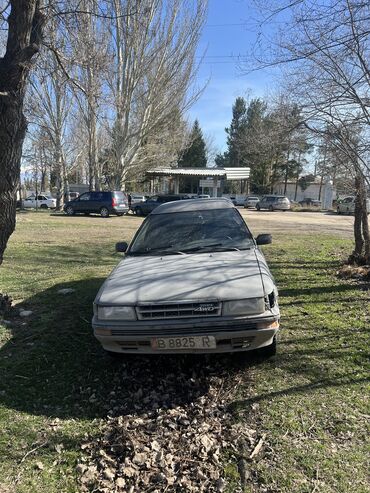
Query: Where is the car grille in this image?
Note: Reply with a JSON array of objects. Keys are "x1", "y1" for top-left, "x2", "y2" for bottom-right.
[{"x1": 136, "y1": 301, "x2": 221, "y2": 320}]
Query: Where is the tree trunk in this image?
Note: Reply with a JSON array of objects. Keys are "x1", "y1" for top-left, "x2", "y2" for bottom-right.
[
  {"x1": 0, "y1": 99, "x2": 25, "y2": 265},
  {"x1": 0, "y1": 1, "x2": 44, "y2": 265},
  {"x1": 349, "y1": 172, "x2": 368, "y2": 265}
]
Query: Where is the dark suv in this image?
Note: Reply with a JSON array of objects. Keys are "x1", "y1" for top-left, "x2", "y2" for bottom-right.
[
  {"x1": 132, "y1": 194, "x2": 190, "y2": 216},
  {"x1": 64, "y1": 191, "x2": 129, "y2": 217}
]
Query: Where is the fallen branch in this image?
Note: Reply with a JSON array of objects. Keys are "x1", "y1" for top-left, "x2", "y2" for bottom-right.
[{"x1": 249, "y1": 434, "x2": 266, "y2": 459}]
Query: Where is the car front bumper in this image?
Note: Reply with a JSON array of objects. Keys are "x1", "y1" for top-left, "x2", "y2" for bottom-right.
[{"x1": 92, "y1": 314, "x2": 280, "y2": 354}]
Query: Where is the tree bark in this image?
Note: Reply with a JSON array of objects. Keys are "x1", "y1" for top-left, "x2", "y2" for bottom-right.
[
  {"x1": 0, "y1": 1, "x2": 44, "y2": 265},
  {"x1": 350, "y1": 172, "x2": 369, "y2": 265}
]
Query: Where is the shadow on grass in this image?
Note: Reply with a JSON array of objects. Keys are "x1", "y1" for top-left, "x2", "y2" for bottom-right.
[
  {"x1": 0, "y1": 279, "x2": 257, "y2": 421},
  {"x1": 279, "y1": 283, "x2": 369, "y2": 298},
  {"x1": 228, "y1": 371, "x2": 369, "y2": 413},
  {"x1": 269, "y1": 260, "x2": 342, "y2": 270}
]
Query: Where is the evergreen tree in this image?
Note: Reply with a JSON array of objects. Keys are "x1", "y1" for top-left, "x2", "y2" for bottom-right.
[
  {"x1": 215, "y1": 152, "x2": 229, "y2": 168},
  {"x1": 225, "y1": 97, "x2": 249, "y2": 167},
  {"x1": 178, "y1": 120, "x2": 207, "y2": 168}
]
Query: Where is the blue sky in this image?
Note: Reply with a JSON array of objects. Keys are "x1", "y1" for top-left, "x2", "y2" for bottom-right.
[{"x1": 188, "y1": 0, "x2": 277, "y2": 154}]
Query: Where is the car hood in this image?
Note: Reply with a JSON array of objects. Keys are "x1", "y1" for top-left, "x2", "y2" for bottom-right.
[{"x1": 96, "y1": 249, "x2": 275, "y2": 305}]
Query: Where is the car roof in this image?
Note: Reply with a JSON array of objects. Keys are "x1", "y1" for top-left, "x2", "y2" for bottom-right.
[{"x1": 151, "y1": 197, "x2": 235, "y2": 214}]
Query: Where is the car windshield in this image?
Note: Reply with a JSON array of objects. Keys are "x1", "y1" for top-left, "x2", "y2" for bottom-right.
[{"x1": 128, "y1": 208, "x2": 254, "y2": 255}]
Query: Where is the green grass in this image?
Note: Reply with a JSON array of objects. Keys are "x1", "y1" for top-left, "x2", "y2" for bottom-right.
[
  {"x1": 228, "y1": 236, "x2": 370, "y2": 493},
  {"x1": 0, "y1": 211, "x2": 369, "y2": 492}
]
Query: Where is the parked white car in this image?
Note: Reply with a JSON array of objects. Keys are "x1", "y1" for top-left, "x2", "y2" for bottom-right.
[
  {"x1": 93, "y1": 198, "x2": 280, "y2": 357},
  {"x1": 256, "y1": 195, "x2": 290, "y2": 211},
  {"x1": 337, "y1": 196, "x2": 370, "y2": 214},
  {"x1": 244, "y1": 196, "x2": 260, "y2": 208},
  {"x1": 130, "y1": 193, "x2": 147, "y2": 206},
  {"x1": 23, "y1": 194, "x2": 57, "y2": 209}
]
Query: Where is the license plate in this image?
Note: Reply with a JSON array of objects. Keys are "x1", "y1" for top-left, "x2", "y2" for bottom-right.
[{"x1": 151, "y1": 335, "x2": 216, "y2": 350}]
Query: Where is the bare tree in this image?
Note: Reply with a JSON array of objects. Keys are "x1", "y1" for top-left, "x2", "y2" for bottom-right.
[
  {"x1": 67, "y1": 0, "x2": 110, "y2": 190},
  {"x1": 28, "y1": 33, "x2": 74, "y2": 209},
  {"x1": 107, "y1": 0, "x2": 207, "y2": 188},
  {"x1": 246, "y1": 0, "x2": 370, "y2": 262}
]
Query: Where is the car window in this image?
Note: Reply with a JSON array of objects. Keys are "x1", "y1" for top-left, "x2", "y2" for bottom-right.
[
  {"x1": 90, "y1": 192, "x2": 101, "y2": 201},
  {"x1": 113, "y1": 192, "x2": 125, "y2": 201},
  {"x1": 129, "y1": 209, "x2": 254, "y2": 255},
  {"x1": 79, "y1": 193, "x2": 91, "y2": 201}
]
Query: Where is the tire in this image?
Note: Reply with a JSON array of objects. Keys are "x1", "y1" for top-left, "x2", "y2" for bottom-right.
[
  {"x1": 116, "y1": 213, "x2": 124, "y2": 217},
  {"x1": 337, "y1": 207, "x2": 341, "y2": 214},
  {"x1": 257, "y1": 336, "x2": 277, "y2": 358},
  {"x1": 84, "y1": 212, "x2": 90, "y2": 216},
  {"x1": 256, "y1": 204, "x2": 260, "y2": 211},
  {"x1": 268, "y1": 205, "x2": 274, "y2": 212},
  {"x1": 135, "y1": 207, "x2": 143, "y2": 216},
  {"x1": 100, "y1": 207, "x2": 110, "y2": 218},
  {"x1": 66, "y1": 206, "x2": 75, "y2": 216},
  {"x1": 40, "y1": 204, "x2": 48, "y2": 209}
]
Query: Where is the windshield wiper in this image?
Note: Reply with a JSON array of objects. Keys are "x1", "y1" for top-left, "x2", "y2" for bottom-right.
[
  {"x1": 129, "y1": 245, "x2": 186, "y2": 256},
  {"x1": 181, "y1": 243, "x2": 226, "y2": 253},
  {"x1": 182, "y1": 244, "x2": 253, "y2": 253}
]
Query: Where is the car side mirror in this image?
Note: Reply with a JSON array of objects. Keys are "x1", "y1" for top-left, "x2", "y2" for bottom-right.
[
  {"x1": 116, "y1": 241, "x2": 128, "y2": 252},
  {"x1": 256, "y1": 234, "x2": 272, "y2": 245}
]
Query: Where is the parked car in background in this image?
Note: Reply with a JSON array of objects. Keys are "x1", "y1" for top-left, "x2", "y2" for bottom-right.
[
  {"x1": 129, "y1": 193, "x2": 147, "y2": 206},
  {"x1": 197, "y1": 194, "x2": 211, "y2": 199},
  {"x1": 337, "y1": 196, "x2": 370, "y2": 214},
  {"x1": 67, "y1": 191, "x2": 80, "y2": 200},
  {"x1": 225, "y1": 194, "x2": 246, "y2": 206},
  {"x1": 299, "y1": 198, "x2": 321, "y2": 207},
  {"x1": 23, "y1": 194, "x2": 56, "y2": 209},
  {"x1": 256, "y1": 195, "x2": 291, "y2": 211},
  {"x1": 244, "y1": 196, "x2": 260, "y2": 209},
  {"x1": 64, "y1": 191, "x2": 129, "y2": 217},
  {"x1": 132, "y1": 194, "x2": 190, "y2": 216},
  {"x1": 93, "y1": 198, "x2": 280, "y2": 357}
]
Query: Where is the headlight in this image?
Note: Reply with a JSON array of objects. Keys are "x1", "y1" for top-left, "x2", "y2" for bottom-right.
[
  {"x1": 97, "y1": 306, "x2": 136, "y2": 321},
  {"x1": 223, "y1": 298, "x2": 265, "y2": 316}
]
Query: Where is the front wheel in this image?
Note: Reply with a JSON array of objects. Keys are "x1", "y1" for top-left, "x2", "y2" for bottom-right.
[
  {"x1": 257, "y1": 336, "x2": 277, "y2": 358},
  {"x1": 100, "y1": 207, "x2": 110, "y2": 218},
  {"x1": 256, "y1": 204, "x2": 260, "y2": 211},
  {"x1": 337, "y1": 207, "x2": 341, "y2": 214},
  {"x1": 135, "y1": 207, "x2": 143, "y2": 216},
  {"x1": 66, "y1": 206, "x2": 75, "y2": 216},
  {"x1": 268, "y1": 205, "x2": 274, "y2": 212},
  {"x1": 40, "y1": 204, "x2": 48, "y2": 209}
]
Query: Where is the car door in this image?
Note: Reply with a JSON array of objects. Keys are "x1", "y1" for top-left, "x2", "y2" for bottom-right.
[
  {"x1": 260, "y1": 197, "x2": 269, "y2": 209},
  {"x1": 36, "y1": 195, "x2": 47, "y2": 207},
  {"x1": 143, "y1": 196, "x2": 159, "y2": 214},
  {"x1": 89, "y1": 191, "x2": 104, "y2": 213},
  {"x1": 24, "y1": 195, "x2": 36, "y2": 208},
  {"x1": 75, "y1": 192, "x2": 91, "y2": 213},
  {"x1": 340, "y1": 197, "x2": 353, "y2": 213}
]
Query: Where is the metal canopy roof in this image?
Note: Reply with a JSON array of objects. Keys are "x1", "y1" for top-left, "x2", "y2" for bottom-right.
[{"x1": 147, "y1": 167, "x2": 250, "y2": 180}]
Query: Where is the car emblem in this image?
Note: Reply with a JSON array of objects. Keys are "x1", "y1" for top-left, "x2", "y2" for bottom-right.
[{"x1": 194, "y1": 304, "x2": 216, "y2": 312}]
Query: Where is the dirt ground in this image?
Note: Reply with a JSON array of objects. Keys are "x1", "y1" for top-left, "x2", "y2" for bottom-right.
[{"x1": 239, "y1": 209, "x2": 354, "y2": 237}]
